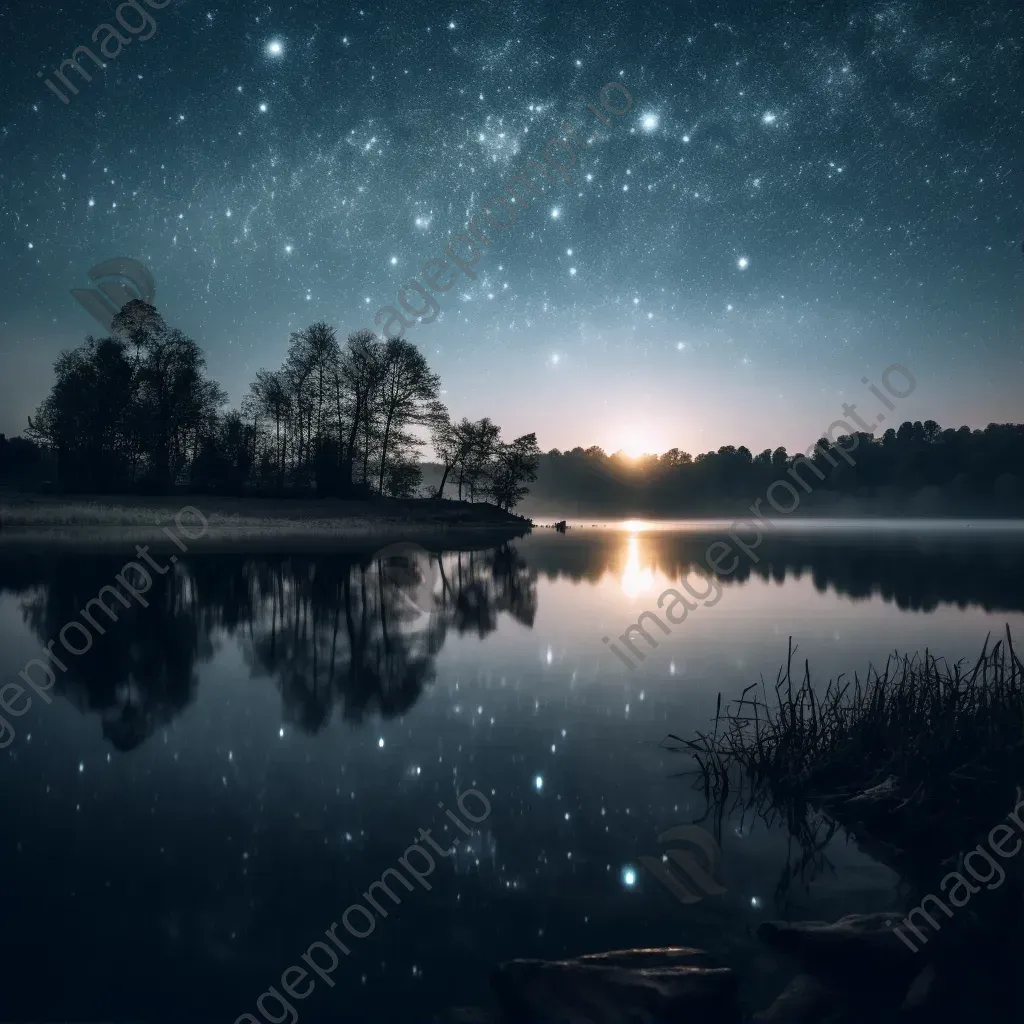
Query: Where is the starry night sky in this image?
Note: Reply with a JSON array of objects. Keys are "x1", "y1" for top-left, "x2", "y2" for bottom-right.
[{"x1": 1, "y1": 0, "x2": 1022, "y2": 456}]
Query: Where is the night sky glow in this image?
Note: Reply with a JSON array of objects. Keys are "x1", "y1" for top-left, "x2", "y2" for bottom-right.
[{"x1": 2, "y1": 0, "x2": 1022, "y2": 454}]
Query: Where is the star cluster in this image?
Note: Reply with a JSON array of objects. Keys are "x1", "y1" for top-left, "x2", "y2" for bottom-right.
[{"x1": 1, "y1": 0, "x2": 1021, "y2": 452}]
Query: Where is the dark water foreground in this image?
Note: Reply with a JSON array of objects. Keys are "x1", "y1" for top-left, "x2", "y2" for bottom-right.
[{"x1": 2, "y1": 523, "x2": 1024, "y2": 1022}]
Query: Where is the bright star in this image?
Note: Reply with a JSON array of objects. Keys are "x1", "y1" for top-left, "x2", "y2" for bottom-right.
[
  {"x1": 534, "y1": 775, "x2": 544, "y2": 791},
  {"x1": 737, "y1": 256, "x2": 749, "y2": 270},
  {"x1": 550, "y1": 207, "x2": 560, "y2": 219},
  {"x1": 621, "y1": 866, "x2": 638, "y2": 888},
  {"x1": 259, "y1": 103, "x2": 268, "y2": 113},
  {"x1": 642, "y1": 113, "x2": 659, "y2": 132},
  {"x1": 762, "y1": 111, "x2": 777, "y2": 124},
  {"x1": 267, "y1": 39, "x2": 284, "y2": 56}
]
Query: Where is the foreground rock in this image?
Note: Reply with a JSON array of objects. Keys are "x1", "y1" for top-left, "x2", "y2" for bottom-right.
[
  {"x1": 753, "y1": 913, "x2": 921, "y2": 1021},
  {"x1": 438, "y1": 910, "x2": 1024, "y2": 1022},
  {"x1": 754, "y1": 910, "x2": 1024, "y2": 1022},
  {"x1": 439, "y1": 946, "x2": 740, "y2": 1023}
]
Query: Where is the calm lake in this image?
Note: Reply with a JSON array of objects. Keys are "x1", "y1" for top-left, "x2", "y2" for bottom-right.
[{"x1": 3, "y1": 520, "x2": 1024, "y2": 1022}]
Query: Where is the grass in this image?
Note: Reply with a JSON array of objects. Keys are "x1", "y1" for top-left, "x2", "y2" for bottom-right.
[{"x1": 669, "y1": 629, "x2": 1024, "y2": 890}]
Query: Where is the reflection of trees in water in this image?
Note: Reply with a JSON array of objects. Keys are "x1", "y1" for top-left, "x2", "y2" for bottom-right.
[
  {"x1": 0, "y1": 543, "x2": 536, "y2": 751},
  {"x1": 522, "y1": 532, "x2": 1024, "y2": 613},
  {"x1": 15, "y1": 554, "x2": 207, "y2": 752},
  {"x1": 440, "y1": 545, "x2": 537, "y2": 637}
]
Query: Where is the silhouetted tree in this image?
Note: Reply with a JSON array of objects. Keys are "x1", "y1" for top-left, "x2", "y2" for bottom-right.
[{"x1": 489, "y1": 432, "x2": 541, "y2": 510}]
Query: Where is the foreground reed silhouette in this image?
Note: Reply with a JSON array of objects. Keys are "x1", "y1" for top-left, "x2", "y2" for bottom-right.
[
  {"x1": 671, "y1": 630, "x2": 1024, "y2": 883},
  {"x1": 661, "y1": 631, "x2": 1024, "y2": 1022}
]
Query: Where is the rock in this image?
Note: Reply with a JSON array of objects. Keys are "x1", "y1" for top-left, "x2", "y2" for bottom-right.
[
  {"x1": 749, "y1": 972, "x2": 832, "y2": 1023},
  {"x1": 756, "y1": 913, "x2": 922, "y2": 1018},
  {"x1": 490, "y1": 946, "x2": 740, "y2": 1023},
  {"x1": 758, "y1": 911, "x2": 918, "y2": 973}
]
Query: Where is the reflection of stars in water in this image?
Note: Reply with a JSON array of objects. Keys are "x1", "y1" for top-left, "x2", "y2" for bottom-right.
[{"x1": 450, "y1": 827, "x2": 497, "y2": 873}]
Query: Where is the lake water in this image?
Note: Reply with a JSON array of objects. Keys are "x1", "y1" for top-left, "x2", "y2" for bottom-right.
[{"x1": 3, "y1": 521, "x2": 1024, "y2": 1022}]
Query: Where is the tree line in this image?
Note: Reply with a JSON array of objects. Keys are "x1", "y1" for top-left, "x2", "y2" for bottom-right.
[
  {"x1": 8, "y1": 300, "x2": 540, "y2": 510},
  {"x1": 521, "y1": 420, "x2": 1024, "y2": 514}
]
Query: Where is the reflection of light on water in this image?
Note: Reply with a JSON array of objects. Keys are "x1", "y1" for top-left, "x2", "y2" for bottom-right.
[{"x1": 621, "y1": 535, "x2": 655, "y2": 598}]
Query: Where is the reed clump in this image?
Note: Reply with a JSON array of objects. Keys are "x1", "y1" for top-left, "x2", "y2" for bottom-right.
[{"x1": 671, "y1": 628, "x2": 1024, "y2": 880}]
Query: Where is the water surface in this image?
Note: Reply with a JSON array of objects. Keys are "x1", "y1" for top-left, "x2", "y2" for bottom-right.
[{"x1": 3, "y1": 522, "x2": 1023, "y2": 1022}]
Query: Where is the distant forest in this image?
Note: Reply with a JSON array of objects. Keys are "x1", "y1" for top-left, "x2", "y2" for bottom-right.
[
  {"x1": 416, "y1": 422, "x2": 1024, "y2": 517},
  {"x1": 0, "y1": 300, "x2": 540, "y2": 510}
]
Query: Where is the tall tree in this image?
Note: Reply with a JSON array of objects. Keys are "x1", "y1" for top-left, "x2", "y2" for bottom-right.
[{"x1": 375, "y1": 339, "x2": 440, "y2": 493}]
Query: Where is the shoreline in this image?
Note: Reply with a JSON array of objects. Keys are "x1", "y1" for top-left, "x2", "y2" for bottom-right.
[{"x1": 0, "y1": 493, "x2": 533, "y2": 552}]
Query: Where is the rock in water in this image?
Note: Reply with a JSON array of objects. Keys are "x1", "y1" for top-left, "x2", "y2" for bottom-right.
[
  {"x1": 755, "y1": 912, "x2": 921, "y2": 1019},
  {"x1": 490, "y1": 946, "x2": 740, "y2": 1023}
]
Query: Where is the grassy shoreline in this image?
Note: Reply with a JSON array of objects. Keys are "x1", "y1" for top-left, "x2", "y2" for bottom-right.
[{"x1": 0, "y1": 492, "x2": 533, "y2": 551}]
